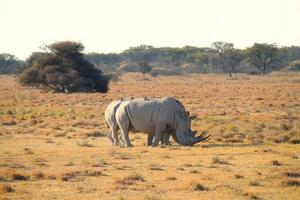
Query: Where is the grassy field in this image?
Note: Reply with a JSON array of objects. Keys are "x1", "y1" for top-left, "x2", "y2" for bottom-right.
[{"x1": 0, "y1": 73, "x2": 300, "y2": 200}]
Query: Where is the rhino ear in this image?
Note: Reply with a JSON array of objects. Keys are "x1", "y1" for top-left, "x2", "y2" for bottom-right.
[
  {"x1": 190, "y1": 115, "x2": 197, "y2": 120},
  {"x1": 177, "y1": 111, "x2": 189, "y2": 120}
]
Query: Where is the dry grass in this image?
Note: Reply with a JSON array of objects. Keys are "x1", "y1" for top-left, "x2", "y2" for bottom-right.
[
  {"x1": 0, "y1": 73, "x2": 300, "y2": 199},
  {"x1": 0, "y1": 184, "x2": 14, "y2": 193}
]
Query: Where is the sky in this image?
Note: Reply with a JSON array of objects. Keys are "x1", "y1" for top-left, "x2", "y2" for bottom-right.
[{"x1": 1, "y1": 0, "x2": 299, "y2": 59}]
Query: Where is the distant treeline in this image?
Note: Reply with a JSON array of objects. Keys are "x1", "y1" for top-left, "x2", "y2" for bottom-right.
[
  {"x1": 85, "y1": 43, "x2": 300, "y2": 76},
  {"x1": 1, "y1": 42, "x2": 300, "y2": 76}
]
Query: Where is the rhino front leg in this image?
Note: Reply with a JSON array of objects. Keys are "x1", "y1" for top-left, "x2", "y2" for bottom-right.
[
  {"x1": 162, "y1": 133, "x2": 171, "y2": 145},
  {"x1": 147, "y1": 133, "x2": 154, "y2": 146},
  {"x1": 152, "y1": 125, "x2": 164, "y2": 147}
]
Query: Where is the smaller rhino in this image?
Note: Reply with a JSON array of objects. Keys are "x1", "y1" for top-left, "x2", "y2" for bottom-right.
[{"x1": 105, "y1": 98, "x2": 170, "y2": 146}]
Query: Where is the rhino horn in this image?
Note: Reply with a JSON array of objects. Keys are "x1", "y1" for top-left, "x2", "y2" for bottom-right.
[
  {"x1": 191, "y1": 131, "x2": 210, "y2": 145},
  {"x1": 174, "y1": 131, "x2": 209, "y2": 146}
]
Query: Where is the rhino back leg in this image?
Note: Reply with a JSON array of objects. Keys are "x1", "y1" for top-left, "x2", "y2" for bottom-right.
[
  {"x1": 112, "y1": 128, "x2": 120, "y2": 146},
  {"x1": 118, "y1": 130, "x2": 125, "y2": 146},
  {"x1": 116, "y1": 113, "x2": 133, "y2": 147},
  {"x1": 108, "y1": 130, "x2": 114, "y2": 144}
]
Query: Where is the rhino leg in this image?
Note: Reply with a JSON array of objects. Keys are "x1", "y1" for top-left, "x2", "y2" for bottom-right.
[
  {"x1": 152, "y1": 125, "x2": 164, "y2": 147},
  {"x1": 112, "y1": 128, "x2": 120, "y2": 146},
  {"x1": 120, "y1": 128, "x2": 133, "y2": 147},
  {"x1": 147, "y1": 133, "x2": 154, "y2": 146},
  {"x1": 118, "y1": 130, "x2": 125, "y2": 146},
  {"x1": 162, "y1": 133, "x2": 171, "y2": 145},
  {"x1": 108, "y1": 130, "x2": 114, "y2": 145},
  {"x1": 117, "y1": 117, "x2": 133, "y2": 147}
]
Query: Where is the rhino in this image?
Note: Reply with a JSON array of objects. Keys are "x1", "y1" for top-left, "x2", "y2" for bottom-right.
[
  {"x1": 105, "y1": 99, "x2": 126, "y2": 146},
  {"x1": 115, "y1": 97, "x2": 209, "y2": 147},
  {"x1": 105, "y1": 98, "x2": 170, "y2": 146}
]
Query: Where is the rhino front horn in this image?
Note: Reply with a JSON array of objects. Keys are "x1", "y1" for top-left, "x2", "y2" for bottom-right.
[{"x1": 191, "y1": 131, "x2": 210, "y2": 145}]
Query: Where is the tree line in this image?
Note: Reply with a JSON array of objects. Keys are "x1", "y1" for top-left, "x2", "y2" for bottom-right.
[
  {"x1": 0, "y1": 41, "x2": 300, "y2": 93},
  {"x1": 1, "y1": 42, "x2": 300, "y2": 77},
  {"x1": 85, "y1": 43, "x2": 300, "y2": 76}
]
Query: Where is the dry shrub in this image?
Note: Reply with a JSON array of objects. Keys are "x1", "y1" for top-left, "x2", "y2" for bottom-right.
[
  {"x1": 60, "y1": 171, "x2": 81, "y2": 182},
  {"x1": 72, "y1": 120, "x2": 90, "y2": 128},
  {"x1": 33, "y1": 172, "x2": 45, "y2": 180},
  {"x1": 289, "y1": 136, "x2": 300, "y2": 144},
  {"x1": 271, "y1": 160, "x2": 281, "y2": 166},
  {"x1": 83, "y1": 130, "x2": 106, "y2": 138},
  {"x1": 274, "y1": 134, "x2": 290, "y2": 143},
  {"x1": 116, "y1": 173, "x2": 145, "y2": 185},
  {"x1": 149, "y1": 166, "x2": 164, "y2": 171},
  {"x1": 51, "y1": 124, "x2": 62, "y2": 130},
  {"x1": 212, "y1": 156, "x2": 229, "y2": 165},
  {"x1": 285, "y1": 172, "x2": 300, "y2": 178},
  {"x1": 91, "y1": 159, "x2": 109, "y2": 167},
  {"x1": 85, "y1": 170, "x2": 103, "y2": 177},
  {"x1": 243, "y1": 191, "x2": 260, "y2": 200},
  {"x1": 12, "y1": 173, "x2": 29, "y2": 181},
  {"x1": 0, "y1": 175, "x2": 6, "y2": 181},
  {"x1": 1, "y1": 120, "x2": 17, "y2": 126},
  {"x1": 0, "y1": 184, "x2": 14, "y2": 193},
  {"x1": 77, "y1": 140, "x2": 94, "y2": 147},
  {"x1": 166, "y1": 176, "x2": 177, "y2": 181},
  {"x1": 247, "y1": 133, "x2": 264, "y2": 144},
  {"x1": 280, "y1": 123, "x2": 293, "y2": 131},
  {"x1": 47, "y1": 175, "x2": 57, "y2": 180},
  {"x1": 249, "y1": 180, "x2": 260, "y2": 186},
  {"x1": 235, "y1": 174, "x2": 244, "y2": 179},
  {"x1": 282, "y1": 180, "x2": 300, "y2": 186},
  {"x1": 60, "y1": 170, "x2": 103, "y2": 182},
  {"x1": 54, "y1": 132, "x2": 66, "y2": 137},
  {"x1": 193, "y1": 183, "x2": 209, "y2": 191}
]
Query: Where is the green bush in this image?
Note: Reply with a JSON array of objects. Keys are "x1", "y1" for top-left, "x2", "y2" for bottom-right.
[
  {"x1": 19, "y1": 41, "x2": 110, "y2": 93},
  {"x1": 116, "y1": 62, "x2": 140, "y2": 73},
  {"x1": 286, "y1": 60, "x2": 300, "y2": 71}
]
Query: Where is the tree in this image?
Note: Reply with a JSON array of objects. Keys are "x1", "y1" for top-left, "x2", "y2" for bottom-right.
[
  {"x1": 0, "y1": 54, "x2": 24, "y2": 74},
  {"x1": 212, "y1": 42, "x2": 243, "y2": 77},
  {"x1": 19, "y1": 41, "x2": 110, "y2": 93},
  {"x1": 138, "y1": 62, "x2": 152, "y2": 79},
  {"x1": 245, "y1": 43, "x2": 280, "y2": 75}
]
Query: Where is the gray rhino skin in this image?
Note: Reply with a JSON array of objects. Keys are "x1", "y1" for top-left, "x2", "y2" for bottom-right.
[
  {"x1": 105, "y1": 99, "x2": 125, "y2": 146},
  {"x1": 115, "y1": 97, "x2": 209, "y2": 147},
  {"x1": 105, "y1": 98, "x2": 171, "y2": 146}
]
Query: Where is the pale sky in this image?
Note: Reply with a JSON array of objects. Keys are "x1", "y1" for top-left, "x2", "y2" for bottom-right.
[{"x1": 1, "y1": 0, "x2": 299, "y2": 59}]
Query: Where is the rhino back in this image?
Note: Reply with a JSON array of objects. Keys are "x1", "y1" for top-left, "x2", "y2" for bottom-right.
[{"x1": 121, "y1": 97, "x2": 179, "y2": 133}]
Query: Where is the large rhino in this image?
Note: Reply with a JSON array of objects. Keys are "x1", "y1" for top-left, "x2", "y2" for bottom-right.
[
  {"x1": 105, "y1": 98, "x2": 170, "y2": 146},
  {"x1": 115, "y1": 97, "x2": 209, "y2": 147}
]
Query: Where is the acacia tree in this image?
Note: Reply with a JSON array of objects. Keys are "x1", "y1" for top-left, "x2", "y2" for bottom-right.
[
  {"x1": 123, "y1": 45, "x2": 154, "y2": 79},
  {"x1": 212, "y1": 42, "x2": 243, "y2": 77},
  {"x1": 20, "y1": 41, "x2": 110, "y2": 93},
  {"x1": 0, "y1": 54, "x2": 24, "y2": 74},
  {"x1": 138, "y1": 62, "x2": 152, "y2": 79},
  {"x1": 245, "y1": 43, "x2": 280, "y2": 75}
]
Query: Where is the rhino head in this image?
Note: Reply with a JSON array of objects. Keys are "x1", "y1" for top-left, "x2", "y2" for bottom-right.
[{"x1": 172, "y1": 111, "x2": 209, "y2": 146}]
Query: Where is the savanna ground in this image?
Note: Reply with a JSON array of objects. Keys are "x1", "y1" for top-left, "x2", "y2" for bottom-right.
[{"x1": 0, "y1": 73, "x2": 300, "y2": 200}]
